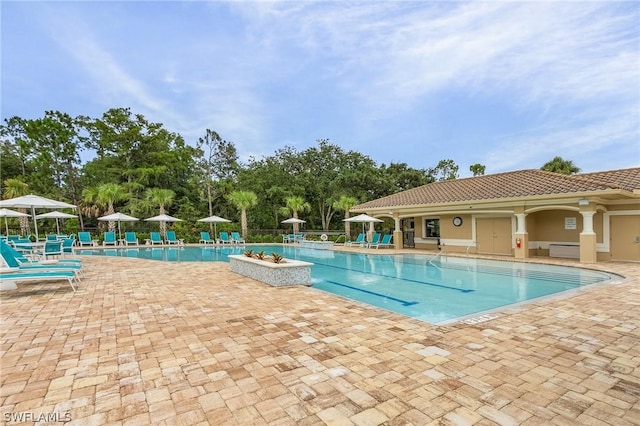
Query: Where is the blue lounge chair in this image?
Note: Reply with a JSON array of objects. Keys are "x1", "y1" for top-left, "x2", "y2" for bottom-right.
[
  {"x1": 372, "y1": 234, "x2": 393, "y2": 249},
  {"x1": 43, "y1": 240, "x2": 63, "y2": 259},
  {"x1": 124, "y1": 232, "x2": 139, "y2": 246},
  {"x1": 200, "y1": 232, "x2": 215, "y2": 244},
  {"x1": 366, "y1": 233, "x2": 381, "y2": 248},
  {"x1": 149, "y1": 232, "x2": 164, "y2": 245},
  {"x1": 2, "y1": 241, "x2": 81, "y2": 267},
  {"x1": 0, "y1": 270, "x2": 78, "y2": 292},
  {"x1": 0, "y1": 241, "x2": 83, "y2": 281},
  {"x1": 77, "y1": 232, "x2": 96, "y2": 247},
  {"x1": 103, "y1": 231, "x2": 117, "y2": 246},
  {"x1": 165, "y1": 230, "x2": 183, "y2": 245},
  {"x1": 218, "y1": 232, "x2": 231, "y2": 244},
  {"x1": 61, "y1": 235, "x2": 76, "y2": 257},
  {"x1": 345, "y1": 233, "x2": 365, "y2": 246},
  {"x1": 230, "y1": 232, "x2": 245, "y2": 245}
]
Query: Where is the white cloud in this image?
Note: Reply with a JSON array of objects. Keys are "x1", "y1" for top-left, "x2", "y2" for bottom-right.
[{"x1": 3, "y1": 1, "x2": 637, "y2": 173}]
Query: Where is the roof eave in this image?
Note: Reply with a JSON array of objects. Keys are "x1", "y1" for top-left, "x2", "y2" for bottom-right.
[{"x1": 352, "y1": 188, "x2": 637, "y2": 214}]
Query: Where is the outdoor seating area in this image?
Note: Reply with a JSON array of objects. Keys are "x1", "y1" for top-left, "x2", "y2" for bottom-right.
[
  {"x1": 0, "y1": 240, "x2": 84, "y2": 291},
  {"x1": 281, "y1": 233, "x2": 305, "y2": 243}
]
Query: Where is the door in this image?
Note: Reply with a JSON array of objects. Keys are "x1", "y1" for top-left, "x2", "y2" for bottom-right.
[
  {"x1": 476, "y1": 217, "x2": 513, "y2": 255},
  {"x1": 610, "y1": 216, "x2": 640, "y2": 261}
]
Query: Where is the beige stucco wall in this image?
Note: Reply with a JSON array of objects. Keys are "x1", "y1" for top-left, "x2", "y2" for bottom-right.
[
  {"x1": 529, "y1": 210, "x2": 582, "y2": 243},
  {"x1": 402, "y1": 201, "x2": 639, "y2": 261},
  {"x1": 441, "y1": 214, "x2": 472, "y2": 240}
]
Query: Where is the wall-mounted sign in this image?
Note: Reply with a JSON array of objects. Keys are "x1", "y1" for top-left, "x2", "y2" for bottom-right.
[{"x1": 565, "y1": 217, "x2": 577, "y2": 230}]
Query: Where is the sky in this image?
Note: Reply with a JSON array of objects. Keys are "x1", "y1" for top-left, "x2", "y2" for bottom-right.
[{"x1": 2, "y1": 1, "x2": 639, "y2": 176}]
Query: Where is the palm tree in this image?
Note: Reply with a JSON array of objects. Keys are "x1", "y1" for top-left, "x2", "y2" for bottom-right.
[
  {"x1": 228, "y1": 190, "x2": 258, "y2": 241},
  {"x1": 333, "y1": 195, "x2": 359, "y2": 239},
  {"x1": 280, "y1": 195, "x2": 311, "y2": 234},
  {"x1": 3, "y1": 178, "x2": 30, "y2": 235},
  {"x1": 144, "y1": 188, "x2": 175, "y2": 238},
  {"x1": 83, "y1": 183, "x2": 127, "y2": 232},
  {"x1": 541, "y1": 156, "x2": 581, "y2": 175}
]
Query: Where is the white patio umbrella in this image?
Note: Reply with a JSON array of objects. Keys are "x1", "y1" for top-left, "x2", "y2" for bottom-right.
[
  {"x1": 98, "y1": 212, "x2": 139, "y2": 241},
  {"x1": 0, "y1": 208, "x2": 30, "y2": 236},
  {"x1": 0, "y1": 194, "x2": 76, "y2": 239},
  {"x1": 35, "y1": 211, "x2": 78, "y2": 235},
  {"x1": 197, "y1": 215, "x2": 231, "y2": 238},
  {"x1": 281, "y1": 217, "x2": 306, "y2": 234},
  {"x1": 344, "y1": 213, "x2": 383, "y2": 242},
  {"x1": 145, "y1": 214, "x2": 182, "y2": 238},
  {"x1": 281, "y1": 218, "x2": 306, "y2": 224}
]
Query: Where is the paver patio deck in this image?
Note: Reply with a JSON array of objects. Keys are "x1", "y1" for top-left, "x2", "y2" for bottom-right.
[{"x1": 1, "y1": 248, "x2": 639, "y2": 425}]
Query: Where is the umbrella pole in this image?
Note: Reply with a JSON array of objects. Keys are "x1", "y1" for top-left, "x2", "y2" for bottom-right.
[
  {"x1": 32, "y1": 206, "x2": 38, "y2": 240},
  {"x1": 56, "y1": 218, "x2": 60, "y2": 235},
  {"x1": 4, "y1": 218, "x2": 8, "y2": 236}
]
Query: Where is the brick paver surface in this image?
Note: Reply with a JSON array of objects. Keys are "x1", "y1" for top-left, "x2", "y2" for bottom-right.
[{"x1": 1, "y1": 248, "x2": 639, "y2": 425}]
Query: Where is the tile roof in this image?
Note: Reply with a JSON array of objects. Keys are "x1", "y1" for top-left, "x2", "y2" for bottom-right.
[
  {"x1": 354, "y1": 167, "x2": 640, "y2": 210},
  {"x1": 577, "y1": 167, "x2": 640, "y2": 192}
]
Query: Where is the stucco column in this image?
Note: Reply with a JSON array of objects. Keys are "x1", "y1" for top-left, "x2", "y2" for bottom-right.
[
  {"x1": 367, "y1": 222, "x2": 375, "y2": 245},
  {"x1": 393, "y1": 216, "x2": 402, "y2": 250},
  {"x1": 514, "y1": 212, "x2": 529, "y2": 259},
  {"x1": 580, "y1": 210, "x2": 597, "y2": 263}
]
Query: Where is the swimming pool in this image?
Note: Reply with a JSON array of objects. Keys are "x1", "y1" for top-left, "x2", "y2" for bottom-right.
[{"x1": 77, "y1": 245, "x2": 618, "y2": 324}]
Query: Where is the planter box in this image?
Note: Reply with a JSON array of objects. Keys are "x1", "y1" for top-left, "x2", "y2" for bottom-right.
[{"x1": 229, "y1": 255, "x2": 313, "y2": 287}]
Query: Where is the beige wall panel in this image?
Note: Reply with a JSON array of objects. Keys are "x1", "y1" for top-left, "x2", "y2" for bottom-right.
[
  {"x1": 531, "y1": 211, "x2": 581, "y2": 242},
  {"x1": 594, "y1": 212, "x2": 604, "y2": 244},
  {"x1": 441, "y1": 214, "x2": 472, "y2": 239},
  {"x1": 414, "y1": 218, "x2": 423, "y2": 237},
  {"x1": 610, "y1": 215, "x2": 640, "y2": 261}
]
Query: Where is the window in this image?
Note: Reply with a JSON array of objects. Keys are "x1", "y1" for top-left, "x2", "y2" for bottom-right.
[{"x1": 424, "y1": 218, "x2": 440, "y2": 238}]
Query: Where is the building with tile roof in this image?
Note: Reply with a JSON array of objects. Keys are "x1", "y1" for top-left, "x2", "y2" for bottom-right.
[{"x1": 351, "y1": 167, "x2": 640, "y2": 263}]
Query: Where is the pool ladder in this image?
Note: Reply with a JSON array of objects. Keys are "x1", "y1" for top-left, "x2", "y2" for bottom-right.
[
  {"x1": 428, "y1": 250, "x2": 442, "y2": 268},
  {"x1": 334, "y1": 234, "x2": 347, "y2": 244},
  {"x1": 466, "y1": 241, "x2": 476, "y2": 257}
]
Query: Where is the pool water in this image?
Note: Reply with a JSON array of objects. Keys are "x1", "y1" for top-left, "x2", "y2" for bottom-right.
[{"x1": 77, "y1": 245, "x2": 618, "y2": 324}]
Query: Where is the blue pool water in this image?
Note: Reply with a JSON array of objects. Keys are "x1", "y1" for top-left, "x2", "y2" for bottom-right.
[{"x1": 77, "y1": 245, "x2": 617, "y2": 324}]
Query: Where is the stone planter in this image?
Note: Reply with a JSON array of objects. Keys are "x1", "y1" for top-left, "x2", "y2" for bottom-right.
[{"x1": 229, "y1": 255, "x2": 313, "y2": 287}]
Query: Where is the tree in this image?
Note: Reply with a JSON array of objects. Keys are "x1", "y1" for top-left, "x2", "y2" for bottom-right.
[
  {"x1": 144, "y1": 188, "x2": 176, "y2": 238},
  {"x1": 228, "y1": 190, "x2": 258, "y2": 241},
  {"x1": 82, "y1": 183, "x2": 127, "y2": 232},
  {"x1": 541, "y1": 156, "x2": 580, "y2": 175},
  {"x1": 1, "y1": 112, "x2": 85, "y2": 201},
  {"x1": 333, "y1": 195, "x2": 360, "y2": 238},
  {"x1": 80, "y1": 107, "x2": 199, "y2": 201},
  {"x1": 469, "y1": 163, "x2": 486, "y2": 176},
  {"x1": 280, "y1": 196, "x2": 311, "y2": 234},
  {"x1": 431, "y1": 159, "x2": 459, "y2": 181},
  {"x1": 195, "y1": 129, "x2": 239, "y2": 234},
  {"x1": 2, "y1": 178, "x2": 30, "y2": 235},
  {"x1": 297, "y1": 140, "x2": 379, "y2": 230},
  {"x1": 378, "y1": 162, "x2": 432, "y2": 194}
]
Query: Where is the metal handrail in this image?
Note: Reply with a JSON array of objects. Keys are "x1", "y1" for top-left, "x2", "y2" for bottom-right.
[
  {"x1": 466, "y1": 241, "x2": 476, "y2": 257},
  {"x1": 428, "y1": 250, "x2": 442, "y2": 268},
  {"x1": 333, "y1": 234, "x2": 347, "y2": 244}
]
